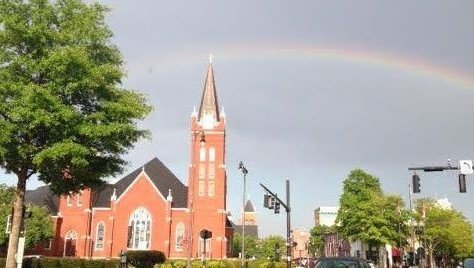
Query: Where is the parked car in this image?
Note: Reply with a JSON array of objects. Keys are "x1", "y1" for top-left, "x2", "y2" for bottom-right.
[
  {"x1": 314, "y1": 257, "x2": 371, "y2": 268},
  {"x1": 464, "y1": 257, "x2": 474, "y2": 268}
]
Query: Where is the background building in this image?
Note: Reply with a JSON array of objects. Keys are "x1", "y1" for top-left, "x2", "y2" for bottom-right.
[
  {"x1": 314, "y1": 206, "x2": 339, "y2": 226},
  {"x1": 234, "y1": 200, "x2": 258, "y2": 238},
  {"x1": 291, "y1": 229, "x2": 310, "y2": 260}
]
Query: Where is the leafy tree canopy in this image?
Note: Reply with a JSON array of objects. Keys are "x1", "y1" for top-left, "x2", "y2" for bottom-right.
[
  {"x1": 414, "y1": 198, "x2": 474, "y2": 261},
  {"x1": 309, "y1": 225, "x2": 336, "y2": 257},
  {"x1": 337, "y1": 169, "x2": 408, "y2": 248},
  {"x1": 0, "y1": 184, "x2": 53, "y2": 248},
  {"x1": 232, "y1": 233, "x2": 260, "y2": 259},
  {"x1": 0, "y1": 0, "x2": 152, "y2": 194},
  {"x1": 259, "y1": 235, "x2": 286, "y2": 260},
  {"x1": 0, "y1": 1, "x2": 151, "y2": 266}
]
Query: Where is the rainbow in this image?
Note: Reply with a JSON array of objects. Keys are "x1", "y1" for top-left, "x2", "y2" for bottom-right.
[{"x1": 137, "y1": 45, "x2": 474, "y2": 90}]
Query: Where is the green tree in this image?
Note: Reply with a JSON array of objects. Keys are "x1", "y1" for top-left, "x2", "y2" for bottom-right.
[
  {"x1": 414, "y1": 199, "x2": 474, "y2": 266},
  {"x1": 337, "y1": 169, "x2": 386, "y2": 245},
  {"x1": 337, "y1": 169, "x2": 406, "y2": 264},
  {"x1": 0, "y1": 1, "x2": 151, "y2": 266},
  {"x1": 232, "y1": 233, "x2": 260, "y2": 259},
  {"x1": 0, "y1": 184, "x2": 16, "y2": 245},
  {"x1": 24, "y1": 205, "x2": 55, "y2": 248},
  {"x1": 0, "y1": 185, "x2": 53, "y2": 248},
  {"x1": 383, "y1": 195, "x2": 410, "y2": 248},
  {"x1": 308, "y1": 225, "x2": 336, "y2": 257},
  {"x1": 259, "y1": 235, "x2": 286, "y2": 260}
]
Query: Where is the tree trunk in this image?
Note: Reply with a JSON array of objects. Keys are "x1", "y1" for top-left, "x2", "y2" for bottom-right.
[{"x1": 5, "y1": 171, "x2": 27, "y2": 268}]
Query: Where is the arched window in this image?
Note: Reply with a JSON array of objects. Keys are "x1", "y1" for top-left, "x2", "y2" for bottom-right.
[
  {"x1": 175, "y1": 222, "x2": 185, "y2": 251},
  {"x1": 127, "y1": 208, "x2": 152, "y2": 250},
  {"x1": 200, "y1": 147, "x2": 206, "y2": 161},
  {"x1": 64, "y1": 230, "x2": 77, "y2": 257},
  {"x1": 209, "y1": 147, "x2": 215, "y2": 162},
  {"x1": 95, "y1": 222, "x2": 105, "y2": 250},
  {"x1": 77, "y1": 191, "x2": 83, "y2": 206},
  {"x1": 66, "y1": 195, "x2": 73, "y2": 207}
]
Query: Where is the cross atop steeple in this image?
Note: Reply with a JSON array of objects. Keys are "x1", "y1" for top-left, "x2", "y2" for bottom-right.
[{"x1": 198, "y1": 58, "x2": 220, "y2": 128}]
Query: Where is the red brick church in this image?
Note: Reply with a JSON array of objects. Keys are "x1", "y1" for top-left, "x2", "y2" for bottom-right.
[{"x1": 25, "y1": 61, "x2": 234, "y2": 259}]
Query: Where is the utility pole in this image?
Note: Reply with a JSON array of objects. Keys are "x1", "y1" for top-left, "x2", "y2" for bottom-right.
[{"x1": 260, "y1": 180, "x2": 291, "y2": 268}]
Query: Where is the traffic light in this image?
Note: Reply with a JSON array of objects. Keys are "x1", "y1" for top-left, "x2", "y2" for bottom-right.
[
  {"x1": 263, "y1": 194, "x2": 272, "y2": 208},
  {"x1": 459, "y1": 174, "x2": 467, "y2": 193},
  {"x1": 269, "y1": 197, "x2": 275, "y2": 209},
  {"x1": 412, "y1": 173, "x2": 421, "y2": 193},
  {"x1": 274, "y1": 201, "x2": 280, "y2": 214}
]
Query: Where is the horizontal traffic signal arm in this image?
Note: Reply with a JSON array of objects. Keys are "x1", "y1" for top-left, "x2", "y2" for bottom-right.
[
  {"x1": 259, "y1": 183, "x2": 290, "y2": 212},
  {"x1": 408, "y1": 166, "x2": 459, "y2": 172}
]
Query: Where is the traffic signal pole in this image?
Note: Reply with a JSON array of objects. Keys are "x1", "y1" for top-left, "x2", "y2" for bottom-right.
[{"x1": 260, "y1": 180, "x2": 291, "y2": 268}]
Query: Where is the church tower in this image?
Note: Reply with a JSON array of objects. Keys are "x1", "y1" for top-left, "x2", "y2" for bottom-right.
[{"x1": 188, "y1": 57, "x2": 228, "y2": 259}]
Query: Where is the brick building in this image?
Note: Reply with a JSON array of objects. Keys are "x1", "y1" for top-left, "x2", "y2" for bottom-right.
[{"x1": 25, "y1": 61, "x2": 234, "y2": 259}]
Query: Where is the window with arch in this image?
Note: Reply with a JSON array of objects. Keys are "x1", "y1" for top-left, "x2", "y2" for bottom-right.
[
  {"x1": 208, "y1": 163, "x2": 215, "y2": 180},
  {"x1": 200, "y1": 147, "x2": 206, "y2": 161},
  {"x1": 95, "y1": 222, "x2": 105, "y2": 250},
  {"x1": 209, "y1": 147, "x2": 215, "y2": 162},
  {"x1": 127, "y1": 208, "x2": 152, "y2": 250},
  {"x1": 175, "y1": 222, "x2": 185, "y2": 251},
  {"x1": 199, "y1": 163, "x2": 205, "y2": 180},
  {"x1": 66, "y1": 195, "x2": 72, "y2": 207},
  {"x1": 64, "y1": 230, "x2": 78, "y2": 257},
  {"x1": 77, "y1": 191, "x2": 83, "y2": 207}
]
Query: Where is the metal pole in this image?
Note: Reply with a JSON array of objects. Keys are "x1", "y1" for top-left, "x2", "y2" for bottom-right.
[
  {"x1": 242, "y1": 172, "x2": 246, "y2": 268},
  {"x1": 239, "y1": 162, "x2": 248, "y2": 268},
  {"x1": 286, "y1": 180, "x2": 291, "y2": 268}
]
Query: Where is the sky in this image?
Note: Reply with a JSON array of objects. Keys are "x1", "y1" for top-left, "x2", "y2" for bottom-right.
[{"x1": 3, "y1": 0, "x2": 474, "y2": 237}]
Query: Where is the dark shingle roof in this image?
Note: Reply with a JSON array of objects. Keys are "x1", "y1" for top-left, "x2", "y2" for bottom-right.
[
  {"x1": 234, "y1": 225, "x2": 258, "y2": 238},
  {"x1": 244, "y1": 200, "x2": 255, "y2": 212},
  {"x1": 25, "y1": 185, "x2": 59, "y2": 214},
  {"x1": 94, "y1": 157, "x2": 188, "y2": 208}
]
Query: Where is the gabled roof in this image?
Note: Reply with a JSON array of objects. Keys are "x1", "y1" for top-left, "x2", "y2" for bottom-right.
[
  {"x1": 25, "y1": 186, "x2": 59, "y2": 214},
  {"x1": 94, "y1": 157, "x2": 188, "y2": 208},
  {"x1": 198, "y1": 62, "x2": 220, "y2": 123},
  {"x1": 244, "y1": 200, "x2": 255, "y2": 212}
]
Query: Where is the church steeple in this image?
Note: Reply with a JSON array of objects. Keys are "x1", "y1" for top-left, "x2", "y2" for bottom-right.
[{"x1": 197, "y1": 55, "x2": 220, "y2": 128}]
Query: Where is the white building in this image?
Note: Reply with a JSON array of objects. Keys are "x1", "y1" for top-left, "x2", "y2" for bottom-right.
[{"x1": 314, "y1": 206, "x2": 339, "y2": 226}]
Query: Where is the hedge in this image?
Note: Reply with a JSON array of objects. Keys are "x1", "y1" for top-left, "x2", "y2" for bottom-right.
[
  {"x1": 161, "y1": 259, "x2": 286, "y2": 268},
  {"x1": 0, "y1": 257, "x2": 285, "y2": 268},
  {"x1": 0, "y1": 257, "x2": 120, "y2": 268}
]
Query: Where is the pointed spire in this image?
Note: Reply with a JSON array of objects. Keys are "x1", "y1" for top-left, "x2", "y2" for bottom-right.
[{"x1": 198, "y1": 57, "x2": 220, "y2": 127}]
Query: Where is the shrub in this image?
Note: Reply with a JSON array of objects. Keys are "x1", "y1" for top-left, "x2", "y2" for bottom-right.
[
  {"x1": 126, "y1": 250, "x2": 166, "y2": 268},
  {"x1": 21, "y1": 257, "x2": 120, "y2": 268}
]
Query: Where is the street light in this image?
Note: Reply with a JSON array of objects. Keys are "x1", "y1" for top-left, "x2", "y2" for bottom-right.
[
  {"x1": 187, "y1": 130, "x2": 205, "y2": 268},
  {"x1": 238, "y1": 161, "x2": 248, "y2": 268}
]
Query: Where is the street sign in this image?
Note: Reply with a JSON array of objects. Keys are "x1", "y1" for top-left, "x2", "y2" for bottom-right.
[{"x1": 459, "y1": 160, "x2": 473, "y2": 175}]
